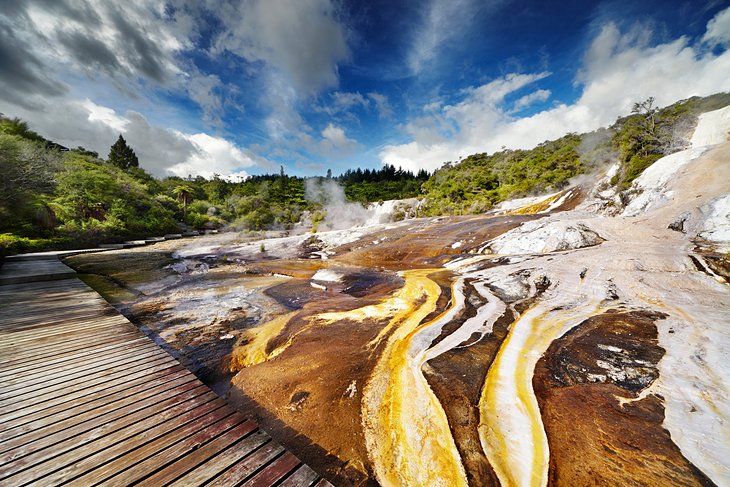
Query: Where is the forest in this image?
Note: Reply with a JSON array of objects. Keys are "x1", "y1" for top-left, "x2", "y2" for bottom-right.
[
  {"x1": 0, "y1": 118, "x2": 427, "y2": 255},
  {"x1": 2, "y1": 92, "x2": 729, "y2": 256}
]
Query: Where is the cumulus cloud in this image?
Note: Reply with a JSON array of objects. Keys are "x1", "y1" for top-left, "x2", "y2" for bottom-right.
[
  {"x1": 315, "y1": 91, "x2": 369, "y2": 116},
  {"x1": 167, "y1": 133, "x2": 260, "y2": 180},
  {"x1": 22, "y1": 1, "x2": 188, "y2": 85},
  {"x1": 0, "y1": 7, "x2": 68, "y2": 108},
  {"x1": 381, "y1": 8, "x2": 730, "y2": 172},
  {"x1": 315, "y1": 91, "x2": 393, "y2": 121},
  {"x1": 186, "y1": 72, "x2": 225, "y2": 127},
  {"x1": 214, "y1": 0, "x2": 349, "y2": 95},
  {"x1": 320, "y1": 123, "x2": 359, "y2": 157},
  {"x1": 703, "y1": 6, "x2": 730, "y2": 46}
]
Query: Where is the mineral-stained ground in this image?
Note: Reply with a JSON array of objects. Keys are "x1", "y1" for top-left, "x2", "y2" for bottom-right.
[{"x1": 65, "y1": 139, "x2": 730, "y2": 486}]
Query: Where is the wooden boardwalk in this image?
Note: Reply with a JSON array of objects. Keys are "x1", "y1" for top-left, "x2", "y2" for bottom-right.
[{"x1": 0, "y1": 257, "x2": 330, "y2": 486}]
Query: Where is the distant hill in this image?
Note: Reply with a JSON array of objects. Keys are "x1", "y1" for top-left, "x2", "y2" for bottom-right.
[
  {"x1": 2, "y1": 92, "x2": 729, "y2": 255},
  {"x1": 421, "y1": 92, "x2": 730, "y2": 215}
]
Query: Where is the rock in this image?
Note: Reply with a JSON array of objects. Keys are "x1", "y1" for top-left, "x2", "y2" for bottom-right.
[
  {"x1": 668, "y1": 213, "x2": 689, "y2": 233},
  {"x1": 605, "y1": 279, "x2": 619, "y2": 300},
  {"x1": 483, "y1": 220, "x2": 604, "y2": 255},
  {"x1": 534, "y1": 274, "x2": 551, "y2": 291}
]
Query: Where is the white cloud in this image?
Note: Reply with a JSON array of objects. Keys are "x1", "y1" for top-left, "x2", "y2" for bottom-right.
[
  {"x1": 332, "y1": 91, "x2": 369, "y2": 111},
  {"x1": 368, "y1": 92, "x2": 393, "y2": 118},
  {"x1": 316, "y1": 91, "x2": 370, "y2": 116},
  {"x1": 23, "y1": 1, "x2": 188, "y2": 84},
  {"x1": 512, "y1": 89, "x2": 551, "y2": 112},
  {"x1": 320, "y1": 123, "x2": 359, "y2": 157},
  {"x1": 167, "y1": 133, "x2": 258, "y2": 180},
  {"x1": 381, "y1": 9, "x2": 730, "y2": 173},
  {"x1": 0, "y1": 1, "x2": 229, "y2": 125},
  {"x1": 185, "y1": 72, "x2": 224, "y2": 127},
  {"x1": 81, "y1": 99, "x2": 127, "y2": 132},
  {"x1": 703, "y1": 6, "x2": 730, "y2": 46},
  {"x1": 0, "y1": 95, "x2": 270, "y2": 179},
  {"x1": 214, "y1": 0, "x2": 349, "y2": 95}
]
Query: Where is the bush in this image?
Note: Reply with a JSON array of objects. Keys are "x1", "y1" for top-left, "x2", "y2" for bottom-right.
[{"x1": 0, "y1": 233, "x2": 71, "y2": 257}]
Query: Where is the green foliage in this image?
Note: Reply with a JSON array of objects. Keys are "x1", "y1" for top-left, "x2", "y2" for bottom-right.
[
  {"x1": 610, "y1": 93, "x2": 730, "y2": 188},
  {"x1": 422, "y1": 93, "x2": 730, "y2": 213},
  {"x1": 0, "y1": 133, "x2": 62, "y2": 235},
  {"x1": 337, "y1": 165, "x2": 429, "y2": 202},
  {"x1": 422, "y1": 134, "x2": 584, "y2": 215},
  {"x1": 108, "y1": 134, "x2": 139, "y2": 170},
  {"x1": 0, "y1": 233, "x2": 70, "y2": 258},
  {"x1": 0, "y1": 116, "x2": 47, "y2": 143},
  {"x1": 3, "y1": 93, "x2": 729, "y2": 254},
  {"x1": 52, "y1": 154, "x2": 178, "y2": 241}
]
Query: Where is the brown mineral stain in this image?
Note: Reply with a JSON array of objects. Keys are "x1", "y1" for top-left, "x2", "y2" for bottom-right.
[{"x1": 533, "y1": 310, "x2": 714, "y2": 487}]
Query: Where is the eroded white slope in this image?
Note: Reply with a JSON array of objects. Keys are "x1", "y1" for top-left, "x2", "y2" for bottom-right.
[{"x1": 691, "y1": 104, "x2": 730, "y2": 147}]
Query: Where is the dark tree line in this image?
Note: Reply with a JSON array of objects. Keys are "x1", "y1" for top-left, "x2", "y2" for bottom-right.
[{"x1": 337, "y1": 164, "x2": 429, "y2": 184}]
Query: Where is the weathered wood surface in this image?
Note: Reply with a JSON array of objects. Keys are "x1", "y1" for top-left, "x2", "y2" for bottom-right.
[{"x1": 0, "y1": 258, "x2": 330, "y2": 486}]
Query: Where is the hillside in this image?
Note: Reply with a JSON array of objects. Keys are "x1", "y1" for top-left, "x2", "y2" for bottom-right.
[
  {"x1": 2, "y1": 93, "x2": 729, "y2": 256},
  {"x1": 422, "y1": 92, "x2": 730, "y2": 215}
]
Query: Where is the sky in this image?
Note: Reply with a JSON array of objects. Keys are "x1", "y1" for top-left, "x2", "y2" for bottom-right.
[{"x1": 1, "y1": 0, "x2": 729, "y2": 180}]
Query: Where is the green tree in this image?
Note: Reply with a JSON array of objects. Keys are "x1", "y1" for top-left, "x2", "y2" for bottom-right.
[
  {"x1": 108, "y1": 134, "x2": 139, "y2": 170},
  {"x1": 173, "y1": 184, "x2": 194, "y2": 219}
]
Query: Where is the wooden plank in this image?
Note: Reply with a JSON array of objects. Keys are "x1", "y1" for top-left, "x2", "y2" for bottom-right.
[
  {"x1": 0, "y1": 289, "x2": 93, "y2": 306},
  {"x1": 0, "y1": 365, "x2": 186, "y2": 432},
  {"x1": 93, "y1": 416, "x2": 255, "y2": 487},
  {"x1": 243, "y1": 452, "x2": 301, "y2": 487},
  {"x1": 0, "y1": 292, "x2": 105, "y2": 312},
  {"x1": 0, "y1": 377, "x2": 202, "y2": 453},
  {"x1": 169, "y1": 430, "x2": 271, "y2": 486},
  {"x1": 0, "y1": 368, "x2": 192, "y2": 440},
  {"x1": 132, "y1": 420, "x2": 259, "y2": 486},
  {"x1": 0, "y1": 336, "x2": 153, "y2": 386},
  {"x1": 278, "y1": 464, "x2": 321, "y2": 487},
  {"x1": 0, "y1": 330, "x2": 145, "y2": 371},
  {"x1": 206, "y1": 442, "x2": 286, "y2": 487},
  {"x1": 0, "y1": 258, "x2": 326, "y2": 487},
  {"x1": 0, "y1": 337, "x2": 150, "y2": 385},
  {"x1": 0, "y1": 313, "x2": 126, "y2": 339},
  {"x1": 0, "y1": 306, "x2": 116, "y2": 328},
  {"x1": 65, "y1": 407, "x2": 236, "y2": 486},
  {"x1": 313, "y1": 479, "x2": 334, "y2": 487},
  {"x1": 0, "y1": 342, "x2": 165, "y2": 397},
  {"x1": 0, "y1": 356, "x2": 179, "y2": 418},
  {"x1": 0, "y1": 384, "x2": 210, "y2": 477},
  {"x1": 1, "y1": 395, "x2": 225, "y2": 486},
  {"x1": 0, "y1": 341, "x2": 166, "y2": 396},
  {"x1": 0, "y1": 327, "x2": 139, "y2": 361},
  {"x1": 0, "y1": 316, "x2": 130, "y2": 345},
  {"x1": 0, "y1": 298, "x2": 104, "y2": 317},
  {"x1": 0, "y1": 279, "x2": 85, "y2": 296},
  {"x1": 0, "y1": 319, "x2": 134, "y2": 352}
]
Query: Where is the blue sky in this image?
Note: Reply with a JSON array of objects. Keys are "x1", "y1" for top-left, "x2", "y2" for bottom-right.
[{"x1": 1, "y1": 0, "x2": 729, "y2": 179}]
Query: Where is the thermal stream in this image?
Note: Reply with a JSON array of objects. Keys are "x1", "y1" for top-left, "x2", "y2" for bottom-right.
[{"x1": 217, "y1": 109, "x2": 730, "y2": 486}]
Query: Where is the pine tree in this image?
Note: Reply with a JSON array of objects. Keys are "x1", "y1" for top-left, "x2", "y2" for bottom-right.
[{"x1": 108, "y1": 134, "x2": 139, "y2": 170}]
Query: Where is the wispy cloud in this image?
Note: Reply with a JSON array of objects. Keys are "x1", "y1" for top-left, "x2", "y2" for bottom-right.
[
  {"x1": 381, "y1": 7, "x2": 730, "y2": 172},
  {"x1": 512, "y1": 89, "x2": 551, "y2": 112},
  {"x1": 368, "y1": 92, "x2": 393, "y2": 118}
]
